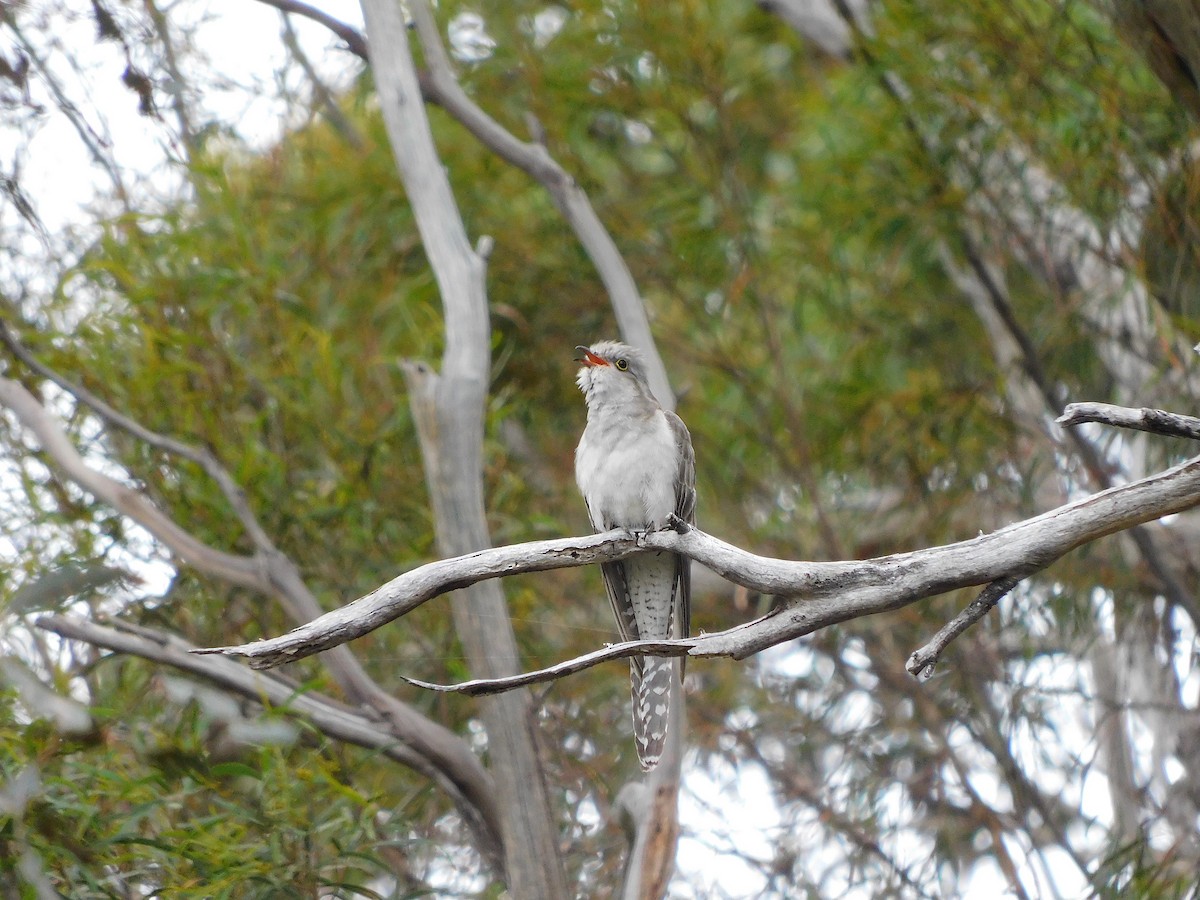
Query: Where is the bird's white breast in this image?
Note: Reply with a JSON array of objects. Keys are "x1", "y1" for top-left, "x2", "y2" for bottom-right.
[{"x1": 576, "y1": 408, "x2": 678, "y2": 531}]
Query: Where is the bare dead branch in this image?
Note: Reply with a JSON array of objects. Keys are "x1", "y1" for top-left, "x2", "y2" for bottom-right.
[
  {"x1": 194, "y1": 528, "x2": 642, "y2": 661},
  {"x1": 906, "y1": 576, "x2": 1021, "y2": 680},
  {"x1": 198, "y1": 446, "x2": 1200, "y2": 680},
  {"x1": 1057, "y1": 402, "x2": 1200, "y2": 442}
]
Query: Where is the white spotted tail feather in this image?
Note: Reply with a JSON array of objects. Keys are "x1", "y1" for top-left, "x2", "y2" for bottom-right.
[{"x1": 573, "y1": 341, "x2": 696, "y2": 771}]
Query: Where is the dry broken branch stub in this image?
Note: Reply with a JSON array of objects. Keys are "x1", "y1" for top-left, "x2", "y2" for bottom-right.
[{"x1": 906, "y1": 576, "x2": 1022, "y2": 680}]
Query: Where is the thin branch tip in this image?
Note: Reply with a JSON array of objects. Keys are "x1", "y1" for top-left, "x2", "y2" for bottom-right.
[
  {"x1": 402, "y1": 637, "x2": 696, "y2": 697},
  {"x1": 399, "y1": 674, "x2": 449, "y2": 692},
  {"x1": 906, "y1": 576, "x2": 1021, "y2": 679}
]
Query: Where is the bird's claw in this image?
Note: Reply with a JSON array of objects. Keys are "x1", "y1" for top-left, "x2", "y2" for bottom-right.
[{"x1": 665, "y1": 513, "x2": 691, "y2": 534}]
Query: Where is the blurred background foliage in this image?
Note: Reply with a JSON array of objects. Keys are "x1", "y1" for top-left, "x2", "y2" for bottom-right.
[{"x1": 3, "y1": 0, "x2": 1199, "y2": 895}]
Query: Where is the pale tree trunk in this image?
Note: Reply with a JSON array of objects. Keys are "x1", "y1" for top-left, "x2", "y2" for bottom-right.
[
  {"x1": 618, "y1": 679, "x2": 685, "y2": 900},
  {"x1": 357, "y1": 0, "x2": 566, "y2": 894}
]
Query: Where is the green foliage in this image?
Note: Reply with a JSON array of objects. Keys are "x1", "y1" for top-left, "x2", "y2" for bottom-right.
[{"x1": 1, "y1": 657, "x2": 403, "y2": 897}]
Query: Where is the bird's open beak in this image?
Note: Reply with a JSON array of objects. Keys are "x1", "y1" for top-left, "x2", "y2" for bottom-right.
[{"x1": 574, "y1": 345, "x2": 608, "y2": 367}]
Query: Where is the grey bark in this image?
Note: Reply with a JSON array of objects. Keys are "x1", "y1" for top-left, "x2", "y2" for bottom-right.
[{"x1": 357, "y1": 0, "x2": 567, "y2": 894}]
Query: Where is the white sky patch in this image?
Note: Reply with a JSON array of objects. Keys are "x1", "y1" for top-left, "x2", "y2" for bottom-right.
[
  {"x1": 448, "y1": 11, "x2": 496, "y2": 63},
  {"x1": 4, "y1": 0, "x2": 365, "y2": 249},
  {"x1": 678, "y1": 758, "x2": 779, "y2": 897},
  {"x1": 529, "y1": 5, "x2": 568, "y2": 48}
]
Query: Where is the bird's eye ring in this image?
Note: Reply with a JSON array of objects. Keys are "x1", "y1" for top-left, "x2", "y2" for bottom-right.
[{"x1": 615, "y1": 358, "x2": 629, "y2": 371}]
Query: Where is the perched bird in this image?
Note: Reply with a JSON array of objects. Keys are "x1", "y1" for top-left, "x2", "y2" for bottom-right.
[{"x1": 574, "y1": 340, "x2": 695, "y2": 770}]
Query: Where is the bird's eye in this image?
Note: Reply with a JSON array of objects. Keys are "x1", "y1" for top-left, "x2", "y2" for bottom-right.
[{"x1": 615, "y1": 358, "x2": 629, "y2": 371}]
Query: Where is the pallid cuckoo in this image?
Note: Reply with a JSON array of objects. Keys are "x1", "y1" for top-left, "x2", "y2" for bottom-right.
[{"x1": 574, "y1": 341, "x2": 696, "y2": 770}]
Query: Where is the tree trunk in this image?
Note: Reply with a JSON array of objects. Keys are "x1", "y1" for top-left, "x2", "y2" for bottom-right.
[{"x1": 358, "y1": 0, "x2": 567, "y2": 894}]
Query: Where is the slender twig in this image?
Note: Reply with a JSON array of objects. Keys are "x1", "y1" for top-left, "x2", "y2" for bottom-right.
[
  {"x1": 2, "y1": 13, "x2": 129, "y2": 205},
  {"x1": 279, "y1": 13, "x2": 365, "y2": 148},
  {"x1": 400, "y1": 638, "x2": 687, "y2": 696},
  {"x1": 143, "y1": 0, "x2": 198, "y2": 158},
  {"x1": 735, "y1": 734, "x2": 939, "y2": 900},
  {"x1": 253, "y1": 0, "x2": 369, "y2": 58},
  {"x1": 906, "y1": 576, "x2": 1021, "y2": 679}
]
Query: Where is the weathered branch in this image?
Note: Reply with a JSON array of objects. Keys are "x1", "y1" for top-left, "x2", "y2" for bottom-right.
[
  {"x1": 906, "y1": 576, "x2": 1021, "y2": 680},
  {"x1": 35, "y1": 616, "x2": 479, "y2": 807},
  {"x1": 197, "y1": 529, "x2": 642, "y2": 665},
  {"x1": 198, "y1": 449, "x2": 1200, "y2": 681},
  {"x1": 1057, "y1": 402, "x2": 1200, "y2": 442},
  {"x1": 400, "y1": 637, "x2": 685, "y2": 696}
]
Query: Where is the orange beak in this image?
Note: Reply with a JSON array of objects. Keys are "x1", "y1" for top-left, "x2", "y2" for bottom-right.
[{"x1": 574, "y1": 345, "x2": 608, "y2": 367}]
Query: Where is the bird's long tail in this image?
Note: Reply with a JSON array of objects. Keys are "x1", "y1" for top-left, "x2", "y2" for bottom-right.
[{"x1": 631, "y1": 656, "x2": 672, "y2": 771}]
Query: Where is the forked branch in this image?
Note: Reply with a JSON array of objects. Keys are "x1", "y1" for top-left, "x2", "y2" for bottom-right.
[{"x1": 197, "y1": 440, "x2": 1200, "y2": 683}]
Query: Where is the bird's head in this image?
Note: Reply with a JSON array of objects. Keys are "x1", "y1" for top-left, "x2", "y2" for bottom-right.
[{"x1": 574, "y1": 340, "x2": 653, "y2": 407}]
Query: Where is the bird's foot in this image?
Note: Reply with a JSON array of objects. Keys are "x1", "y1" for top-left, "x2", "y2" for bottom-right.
[{"x1": 665, "y1": 513, "x2": 691, "y2": 534}]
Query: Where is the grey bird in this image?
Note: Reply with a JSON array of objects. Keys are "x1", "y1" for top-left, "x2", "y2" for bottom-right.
[{"x1": 574, "y1": 340, "x2": 695, "y2": 770}]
